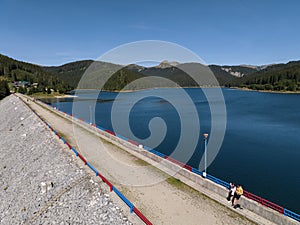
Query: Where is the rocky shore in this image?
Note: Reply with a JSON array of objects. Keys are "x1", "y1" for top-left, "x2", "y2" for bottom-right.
[{"x1": 0, "y1": 95, "x2": 132, "y2": 225}]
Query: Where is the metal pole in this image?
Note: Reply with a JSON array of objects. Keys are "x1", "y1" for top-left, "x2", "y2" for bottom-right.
[
  {"x1": 203, "y1": 133, "x2": 208, "y2": 178},
  {"x1": 89, "y1": 104, "x2": 92, "y2": 124}
]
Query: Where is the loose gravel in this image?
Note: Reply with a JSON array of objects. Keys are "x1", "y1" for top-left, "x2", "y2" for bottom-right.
[{"x1": 0, "y1": 95, "x2": 133, "y2": 225}]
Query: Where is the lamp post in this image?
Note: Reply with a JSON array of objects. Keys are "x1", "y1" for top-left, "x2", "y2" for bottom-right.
[
  {"x1": 89, "y1": 104, "x2": 92, "y2": 124},
  {"x1": 203, "y1": 133, "x2": 208, "y2": 178},
  {"x1": 56, "y1": 97, "x2": 59, "y2": 111}
]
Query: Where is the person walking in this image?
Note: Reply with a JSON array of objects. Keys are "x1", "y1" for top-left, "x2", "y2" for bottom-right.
[
  {"x1": 232, "y1": 184, "x2": 243, "y2": 208},
  {"x1": 227, "y1": 182, "x2": 236, "y2": 202}
]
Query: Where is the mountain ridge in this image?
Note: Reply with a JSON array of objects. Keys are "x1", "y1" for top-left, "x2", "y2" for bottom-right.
[{"x1": 1, "y1": 53, "x2": 300, "y2": 92}]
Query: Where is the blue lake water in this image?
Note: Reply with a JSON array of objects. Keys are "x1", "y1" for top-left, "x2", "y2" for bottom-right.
[{"x1": 43, "y1": 88, "x2": 300, "y2": 213}]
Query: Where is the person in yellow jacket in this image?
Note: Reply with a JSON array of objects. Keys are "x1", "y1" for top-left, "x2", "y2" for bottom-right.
[{"x1": 232, "y1": 184, "x2": 243, "y2": 208}]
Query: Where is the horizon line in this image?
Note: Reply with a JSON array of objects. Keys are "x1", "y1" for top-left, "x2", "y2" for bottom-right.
[{"x1": 1, "y1": 52, "x2": 299, "y2": 68}]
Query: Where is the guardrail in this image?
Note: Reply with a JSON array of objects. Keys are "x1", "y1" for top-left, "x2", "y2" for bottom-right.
[
  {"x1": 18, "y1": 94, "x2": 300, "y2": 224},
  {"x1": 284, "y1": 209, "x2": 300, "y2": 222},
  {"x1": 17, "y1": 95, "x2": 153, "y2": 225}
]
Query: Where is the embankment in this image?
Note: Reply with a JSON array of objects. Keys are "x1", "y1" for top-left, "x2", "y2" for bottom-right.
[{"x1": 0, "y1": 95, "x2": 136, "y2": 225}]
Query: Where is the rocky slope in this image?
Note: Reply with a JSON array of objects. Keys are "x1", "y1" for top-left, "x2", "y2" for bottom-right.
[{"x1": 0, "y1": 94, "x2": 133, "y2": 225}]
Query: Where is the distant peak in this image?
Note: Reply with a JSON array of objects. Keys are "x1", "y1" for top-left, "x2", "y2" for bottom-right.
[
  {"x1": 239, "y1": 64, "x2": 258, "y2": 69},
  {"x1": 156, "y1": 60, "x2": 180, "y2": 68},
  {"x1": 239, "y1": 64, "x2": 274, "y2": 70}
]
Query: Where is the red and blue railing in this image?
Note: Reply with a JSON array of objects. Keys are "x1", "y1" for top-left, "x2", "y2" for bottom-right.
[
  {"x1": 18, "y1": 94, "x2": 300, "y2": 223},
  {"x1": 18, "y1": 95, "x2": 153, "y2": 225}
]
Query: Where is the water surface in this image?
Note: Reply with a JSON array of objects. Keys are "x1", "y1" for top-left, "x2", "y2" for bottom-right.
[{"x1": 43, "y1": 88, "x2": 300, "y2": 213}]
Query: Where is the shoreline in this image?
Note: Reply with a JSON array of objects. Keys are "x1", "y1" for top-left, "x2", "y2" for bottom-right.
[
  {"x1": 72, "y1": 86, "x2": 224, "y2": 93},
  {"x1": 55, "y1": 94, "x2": 78, "y2": 98},
  {"x1": 30, "y1": 93, "x2": 78, "y2": 99},
  {"x1": 32, "y1": 86, "x2": 300, "y2": 98},
  {"x1": 72, "y1": 86, "x2": 300, "y2": 94},
  {"x1": 231, "y1": 87, "x2": 300, "y2": 94}
]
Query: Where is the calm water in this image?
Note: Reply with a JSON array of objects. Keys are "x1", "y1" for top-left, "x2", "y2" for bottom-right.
[{"x1": 43, "y1": 88, "x2": 300, "y2": 213}]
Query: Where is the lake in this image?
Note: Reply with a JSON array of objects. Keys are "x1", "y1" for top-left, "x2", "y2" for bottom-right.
[{"x1": 42, "y1": 88, "x2": 300, "y2": 213}]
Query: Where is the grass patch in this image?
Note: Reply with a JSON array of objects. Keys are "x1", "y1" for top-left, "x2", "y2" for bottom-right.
[
  {"x1": 228, "y1": 212, "x2": 239, "y2": 219},
  {"x1": 166, "y1": 177, "x2": 255, "y2": 224},
  {"x1": 30, "y1": 92, "x2": 66, "y2": 98},
  {"x1": 99, "y1": 136, "x2": 169, "y2": 177},
  {"x1": 228, "y1": 212, "x2": 256, "y2": 224},
  {"x1": 57, "y1": 130, "x2": 73, "y2": 145},
  {"x1": 99, "y1": 137, "x2": 113, "y2": 146},
  {"x1": 166, "y1": 177, "x2": 185, "y2": 190},
  {"x1": 134, "y1": 158, "x2": 149, "y2": 166},
  {"x1": 166, "y1": 176, "x2": 208, "y2": 200}
]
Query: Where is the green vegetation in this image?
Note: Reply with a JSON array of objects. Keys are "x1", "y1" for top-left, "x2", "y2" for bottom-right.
[
  {"x1": 2, "y1": 52, "x2": 300, "y2": 94},
  {"x1": 226, "y1": 61, "x2": 300, "y2": 92},
  {"x1": 30, "y1": 92, "x2": 67, "y2": 98},
  {"x1": 0, "y1": 78, "x2": 10, "y2": 100},
  {"x1": 31, "y1": 59, "x2": 243, "y2": 91},
  {"x1": 134, "y1": 158, "x2": 149, "y2": 166},
  {"x1": 43, "y1": 60, "x2": 93, "y2": 88},
  {"x1": 166, "y1": 177, "x2": 186, "y2": 190},
  {"x1": 103, "y1": 68, "x2": 144, "y2": 91},
  {"x1": 0, "y1": 54, "x2": 72, "y2": 95}
]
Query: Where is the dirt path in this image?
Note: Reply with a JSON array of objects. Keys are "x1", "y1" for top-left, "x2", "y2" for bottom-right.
[{"x1": 20, "y1": 95, "x2": 263, "y2": 225}]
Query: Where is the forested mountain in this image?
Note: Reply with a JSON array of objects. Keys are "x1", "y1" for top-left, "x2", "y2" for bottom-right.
[
  {"x1": 227, "y1": 61, "x2": 300, "y2": 91},
  {"x1": 0, "y1": 54, "x2": 72, "y2": 95},
  {"x1": 208, "y1": 65, "x2": 244, "y2": 85},
  {"x1": 218, "y1": 65, "x2": 258, "y2": 77},
  {"x1": 43, "y1": 60, "x2": 93, "y2": 88},
  {"x1": 1, "y1": 53, "x2": 300, "y2": 94},
  {"x1": 44, "y1": 60, "x2": 224, "y2": 90},
  {"x1": 91, "y1": 62, "x2": 240, "y2": 91},
  {"x1": 63, "y1": 60, "x2": 300, "y2": 91},
  {"x1": 53, "y1": 61, "x2": 123, "y2": 90}
]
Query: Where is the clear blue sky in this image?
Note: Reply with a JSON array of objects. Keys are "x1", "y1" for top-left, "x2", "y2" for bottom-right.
[{"x1": 1, "y1": 0, "x2": 300, "y2": 66}]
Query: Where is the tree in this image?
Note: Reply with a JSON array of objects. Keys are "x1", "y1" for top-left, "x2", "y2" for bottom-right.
[
  {"x1": 264, "y1": 84, "x2": 273, "y2": 90},
  {"x1": 18, "y1": 86, "x2": 26, "y2": 94},
  {"x1": 287, "y1": 84, "x2": 297, "y2": 91},
  {"x1": 0, "y1": 79, "x2": 10, "y2": 99},
  {"x1": 58, "y1": 87, "x2": 66, "y2": 94},
  {"x1": 27, "y1": 88, "x2": 34, "y2": 95}
]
